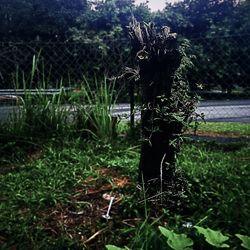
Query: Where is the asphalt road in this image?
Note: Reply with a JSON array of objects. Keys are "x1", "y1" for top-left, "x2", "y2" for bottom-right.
[
  {"x1": 196, "y1": 100, "x2": 250, "y2": 123},
  {"x1": 0, "y1": 99, "x2": 250, "y2": 123},
  {"x1": 112, "y1": 99, "x2": 250, "y2": 123}
]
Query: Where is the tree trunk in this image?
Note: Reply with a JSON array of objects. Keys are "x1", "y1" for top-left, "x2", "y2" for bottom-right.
[
  {"x1": 128, "y1": 19, "x2": 192, "y2": 192},
  {"x1": 138, "y1": 53, "x2": 181, "y2": 188}
]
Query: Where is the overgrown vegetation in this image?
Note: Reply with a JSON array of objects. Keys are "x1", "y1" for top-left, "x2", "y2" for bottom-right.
[
  {"x1": 0, "y1": 131, "x2": 249, "y2": 249},
  {"x1": 0, "y1": 1, "x2": 249, "y2": 249},
  {"x1": 0, "y1": 64, "x2": 119, "y2": 144},
  {"x1": 0, "y1": 49, "x2": 249, "y2": 249},
  {"x1": 0, "y1": 82, "x2": 249, "y2": 248}
]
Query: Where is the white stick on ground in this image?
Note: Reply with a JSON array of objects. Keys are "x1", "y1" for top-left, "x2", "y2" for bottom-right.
[{"x1": 102, "y1": 196, "x2": 115, "y2": 220}]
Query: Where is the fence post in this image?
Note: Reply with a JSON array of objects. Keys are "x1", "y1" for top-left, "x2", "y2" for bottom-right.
[{"x1": 129, "y1": 79, "x2": 135, "y2": 133}]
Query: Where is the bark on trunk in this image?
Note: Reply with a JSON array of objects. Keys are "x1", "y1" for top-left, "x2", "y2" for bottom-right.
[
  {"x1": 138, "y1": 53, "x2": 182, "y2": 188},
  {"x1": 129, "y1": 19, "x2": 196, "y2": 202}
]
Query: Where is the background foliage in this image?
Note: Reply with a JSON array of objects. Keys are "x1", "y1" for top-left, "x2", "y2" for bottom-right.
[{"x1": 0, "y1": 0, "x2": 249, "y2": 93}]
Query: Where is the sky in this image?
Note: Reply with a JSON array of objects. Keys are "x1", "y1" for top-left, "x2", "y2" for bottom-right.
[{"x1": 135, "y1": 0, "x2": 179, "y2": 11}]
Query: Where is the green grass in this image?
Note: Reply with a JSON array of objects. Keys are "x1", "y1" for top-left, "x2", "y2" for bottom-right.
[
  {"x1": 1, "y1": 55, "x2": 249, "y2": 249},
  {"x1": 0, "y1": 135, "x2": 249, "y2": 249},
  {"x1": 179, "y1": 141, "x2": 250, "y2": 233},
  {"x1": 196, "y1": 121, "x2": 250, "y2": 136},
  {"x1": 0, "y1": 139, "x2": 138, "y2": 249}
]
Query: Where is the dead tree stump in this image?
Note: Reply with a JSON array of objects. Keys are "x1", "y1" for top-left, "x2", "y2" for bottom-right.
[{"x1": 129, "y1": 19, "x2": 196, "y2": 195}]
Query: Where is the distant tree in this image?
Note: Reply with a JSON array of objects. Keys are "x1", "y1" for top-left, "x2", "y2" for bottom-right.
[
  {"x1": 133, "y1": 2, "x2": 152, "y2": 23},
  {"x1": 153, "y1": 0, "x2": 250, "y2": 93},
  {"x1": 73, "y1": 0, "x2": 152, "y2": 36},
  {"x1": 153, "y1": 0, "x2": 237, "y2": 37},
  {"x1": 69, "y1": 0, "x2": 152, "y2": 76},
  {"x1": 0, "y1": 0, "x2": 88, "y2": 41},
  {"x1": 236, "y1": 0, "x2": 250, "y2": 33},
  {"x1": 232, "y1": 0, "x2": 250, "y2": 91}
]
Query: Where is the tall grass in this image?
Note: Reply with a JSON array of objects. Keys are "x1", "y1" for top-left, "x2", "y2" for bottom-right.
[
  {"x1": 20, "y1": 85, "x2": 69, "y2": 137},
  {"x1": 71, "y1": 76, "x2": 119, "y2": 142},
  {"x1": 0, "y1": 55, "x2": 119, "y2": 143},
  {"x1": 0, "y1": 55, "x2": 69, "y2": 139}
]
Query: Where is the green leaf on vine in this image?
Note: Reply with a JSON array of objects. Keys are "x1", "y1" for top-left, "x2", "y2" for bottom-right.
[
  {"x1": 235, "y1": 234, "x2": 250, "y2": 250},
  {"x1": 159, "y1": 226, "x2": 193, "y2": 250},
  {"x1": 195, "y1": 226, "x2": 230, "y2": 248}
]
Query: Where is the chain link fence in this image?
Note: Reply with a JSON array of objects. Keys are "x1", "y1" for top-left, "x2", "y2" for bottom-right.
[
  {"x1": 0, "y1": 38, "x2": 131, "y2": 89},
  {"x1": 189, "y1": 34, "x2": 250, "y2": 94},
  {"x1": 0, "y1": 34, "x2": 249, "y2": 122},
  {"x1": 188, "y1": 34, "x2": 250, "y2": 123}
]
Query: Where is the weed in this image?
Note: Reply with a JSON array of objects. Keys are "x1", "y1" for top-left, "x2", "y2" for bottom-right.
[{"x1": 71, "y1": 76, "x2": 119, "y2": 142}]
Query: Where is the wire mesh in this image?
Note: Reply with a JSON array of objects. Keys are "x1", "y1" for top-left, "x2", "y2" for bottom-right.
[
  {"x1": 0, "y1": 38, "x2": 131, "y2": 89},
  {"x1": 188, "y1": 34, "x2": 250, "y2": 94},
  {"x1": 188, "y1": 34, "x2": 250, "y2": 122},
  {"x1": 0, "y1": 34, "x2": 249, "y2": 122}
]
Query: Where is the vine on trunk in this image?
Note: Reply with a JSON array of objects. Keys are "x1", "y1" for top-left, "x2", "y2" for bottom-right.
[{"x1": 129, "y1": 18, "x2": 198, "y2": 200}]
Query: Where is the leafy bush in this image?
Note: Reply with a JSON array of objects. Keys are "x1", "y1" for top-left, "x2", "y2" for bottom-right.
[{"x1": 107, "y1": 226, "x2": 250, "y2": 250}]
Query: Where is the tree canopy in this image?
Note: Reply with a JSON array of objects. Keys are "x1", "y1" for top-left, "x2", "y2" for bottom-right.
[
  {"x1": 0, "y1": 0, "x2": 249, "y2": 91},
  {"x1": 0, "y1": 0, "x2": 88, "y2": 41},
  {"x1": 0, "y1": 0, "x2": 248, "y2": 42}
]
